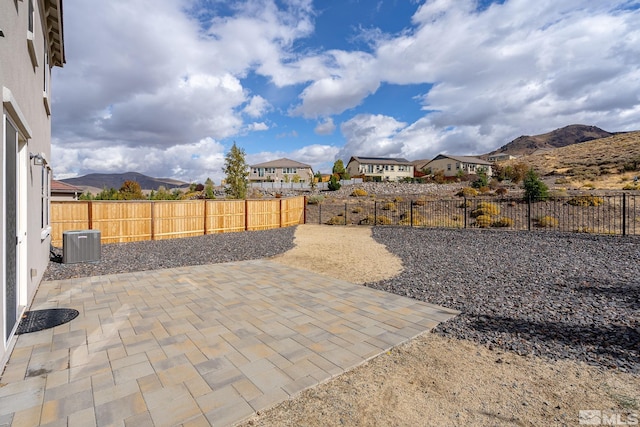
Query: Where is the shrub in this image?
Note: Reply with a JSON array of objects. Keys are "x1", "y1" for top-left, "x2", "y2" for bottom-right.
[
  {"x1": 492, "y1": 217, "x2": 514, "y2": 228},
  {"x1": 393, "y1": 196, "x2": 404, "y2": 203},
  {"x1": 413, "y1": 198, "x2": 427, "y2": 206},
  {"x1": 475, "y1": 214, "x2": 492, "y2": 228},
  {"x1": 351, "y1": 188, "x2": 368, "y2": 197},
  {"x1": 325, "y1": 216, "x2": 345, "y2": 225},
  {"x1": 352, "y1": 206, "x2": 363, "y2": 213},
  {"x1": 537, "y1": 215, "x2": 559, "y2": 228},
  {"x1": 456, "y1": 187, "x2": 478, "y2": 197},
  {"x1": 471, "y1": 169, "x2": 489, "y2": 189},
  {"x1": 522, "y1": 169, "x2": 549, "y2": 201},
  {"x1": 495, "y1": 188, "x2": 508, "y2": 196},
  {"x1": 359, "y1": 215, "x2": 392, "y2": 225},
  {"x1": 622, "y1": 183, "x2": 640, "y2": 190},
  {"x1": 459, "y1": 200, "x2": 472, "y2": 208},
  {"x1": 471, "y1": 201, "x2": 500, "y2": 217},
  {"x1": 567, "y1": 195, "x2": 604, "y2": 207},
  {"x1": 307, "y1": 195, "x2": 324, "y2": 205},
  {"x1": 328, "y1": 175, "x2": 341, "y2": 191},
  {"x1": 399, "y1": 213, "x2": 426, "y2": 226},
  {"x1": 381, "y1": 202, "x2": 396, "y2": 211}
]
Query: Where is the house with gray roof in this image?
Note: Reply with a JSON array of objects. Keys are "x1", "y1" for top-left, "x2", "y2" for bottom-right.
[
  {"x1": 346, "y1": 156, "x2": 414, "y2": 182},
  {"x1": 248, "y1": 158, "x2": 313, "y2": 183},
  {"x1": 424, "y1": 154, "x2": 493, "y2": 177},
  {"x1": 424, "y1": 154, "x2": 493, "y2": 176}
]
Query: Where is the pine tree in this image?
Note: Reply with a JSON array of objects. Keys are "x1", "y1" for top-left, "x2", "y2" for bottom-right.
[
  {"x1": 204, "y1": 178, "x2": 215, "y2": 199},
  {"x1": 223, "y1": 142, "x2": 249, "y2": 199}
]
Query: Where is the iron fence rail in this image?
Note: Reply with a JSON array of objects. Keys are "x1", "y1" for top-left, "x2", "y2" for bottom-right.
[{"x1": 307, "y1": 194, "x2": 639, "y2": 236}]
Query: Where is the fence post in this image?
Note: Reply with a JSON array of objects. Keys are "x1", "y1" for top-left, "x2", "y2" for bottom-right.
[
  {"x1": 527, "y1": 196, "x2": 532, "y2": 231},
  {"x1": 245, "y1": 199, "x2": 249, "y2": 231},
  {"x1": 410, "y1": 200, "x2": 413, "y2": 228},
  {"x1": 344, "y1": 203, "x2": 347, "y2": 226},
  {"x1": 318, "y1": 203, "x2": 321, "y2": 225},
  {"x1": 279, "y1": 198, "x2": 283, "y2": 228},
  {"x1": 374, "y1": 201, "x2": 377, "y2": 226},
  {"x1": 203, "y1": 199, "x2": 207, "y2": 235},
  {"x1": 150, "y1": 201, "x2": 155, "y2": 240},
  {"x1": 622, "y1": 193, "x2": 627, "y2": 237},
  {"x1": 88, "y1": 201, "x2": 93, "y2": 229},
  {"x1": 463, "y1": 197, "x2": 467, "y2": 229},
  {"x1": 303, "y1": 196, "x2": 307, "y2": 224}
]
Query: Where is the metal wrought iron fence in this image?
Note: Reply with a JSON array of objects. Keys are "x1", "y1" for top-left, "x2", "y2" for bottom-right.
[{"x1": 306, "y1": 194, "x2": 640, "y2": 236}]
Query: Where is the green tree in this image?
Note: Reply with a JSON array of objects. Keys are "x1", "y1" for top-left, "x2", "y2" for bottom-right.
[
  {"x1": 78, "y1": 191, "x2": 94, "y2": 200},
  {"x1": 522, "y1": 169, "x2": 549, "y2": 201},
  {"x1": 204, "y1": 178, "x2": 215, "y2": 199},
  {"x1": 95, "y1": 187, "x2": 119, "y2": 200},
  {"x1": 332, "y1": 159, "x2": 346, "y2": 177},
  {"x1": 223, "y1": 142, "x2": 249, "y2": 199},
  {"x1": 119, "y1": 180, "x2": 144, "y2": 200}
]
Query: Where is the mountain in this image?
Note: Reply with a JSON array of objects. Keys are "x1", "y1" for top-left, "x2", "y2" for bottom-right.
[
  {"x1": 60, "y1": 172, "x2": 187, "y2": 191},
  {"x1": 487, "y1": 124, "x2": 614, "y2": 157},
  {"x1": 501, "y1": 131, "x2": 640, "y2": 188}
]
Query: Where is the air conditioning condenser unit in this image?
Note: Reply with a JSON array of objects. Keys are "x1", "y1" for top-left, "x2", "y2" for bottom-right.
[{"x1": 62, "y1": 230, "x2": 101, "y2": 264}]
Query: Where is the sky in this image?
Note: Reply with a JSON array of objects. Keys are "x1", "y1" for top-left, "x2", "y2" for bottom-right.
[{"x1": 51, "y1": 0, "x2": 640, "y2": 184}]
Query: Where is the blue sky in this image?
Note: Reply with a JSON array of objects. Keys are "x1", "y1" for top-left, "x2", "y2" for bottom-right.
[{"x1": 52, "y1": 0, "x2": 640, "y2": 183}]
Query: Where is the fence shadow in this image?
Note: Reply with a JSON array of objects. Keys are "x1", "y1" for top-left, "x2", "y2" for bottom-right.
[{"x1": 467, "y1": 315, "x2": 640, "y2": 359}]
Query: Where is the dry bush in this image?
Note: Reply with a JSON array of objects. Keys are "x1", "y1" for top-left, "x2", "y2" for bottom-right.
[
  {"x1": 456, "y1": 187, "x2": 479, "y2": 197},
  {"x1": 471, "y1": 201, "x2": 501, "y2": 217},
  {"x1": 495, "y1": 187, "x2": 508, "y2": 196},
  {"x1": 359, "y1": 215, "x2": 392, "y2": 225},
  {"x1": 351, "y1": 188, "x2": 368, "y2": 197},
  {"x1": 567, "y1": 195, "x2": 604, "y2": 206},
  {"x1": 492, "y1": 217, "x2": 514, "y2": 228},
  {"x1": 381, "y1": 202, "x2": 396, "y2": 211},
  {"x1": 475, "y1": 214, "x2": 492, "y2": 228},
  {"x1": 325, "y1": 216, "x2": 345, "y2": 225},
  {"x1": 537, "y1": 215, "x2": 559, "y2": 228},
  {"x1": 352, "y1": 206, "x2": 363, "y2": 214}
]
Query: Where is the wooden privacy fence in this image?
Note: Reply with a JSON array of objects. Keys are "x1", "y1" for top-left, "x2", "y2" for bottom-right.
[{"x1": 51, "y1": 197, "x2": 306, "y2": 246}]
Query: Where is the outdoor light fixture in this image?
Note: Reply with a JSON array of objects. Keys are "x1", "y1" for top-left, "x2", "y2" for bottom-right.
[
  {"x1": 0, "y1": 29, "x2": 5, "y2": 37},
  {"x1": 30, "y1": 152, "x2": 45, "y2": 165}
]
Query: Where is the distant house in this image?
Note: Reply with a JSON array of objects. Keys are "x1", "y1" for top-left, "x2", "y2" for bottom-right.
[
  {"x1": 345, "y1": 157, "x2": 414, "y2": 181},
  {"x1": 1, "y1": 0, "x2": 65, "y2": 367},
  {"x1": 51, "y1": 180, "x2": 82, "y2": 201},
  {"x1": 424, "y1": 155, "x2": 493, "y2": 177},
  {"x1": 487, "y1": 154, "x2": 519, "y2": 162},
  {"x1": 248, "y1": 158, "x2": 313, "y2": 183}
]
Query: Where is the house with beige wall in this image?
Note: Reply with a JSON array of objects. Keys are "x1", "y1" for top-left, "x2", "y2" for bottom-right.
[
  {"x1": 249, "y1": 158, "x2": 313, "y2": 183},
  {"x1": 1, "y1": 0, "x2": 65, "y2": 367},
  {"x1": 346, "y1": 156, "x2": 414, "y2": 182},
  {"x1": 424, "y1": 154, "x2": 493, "y2": 177},
  {"x1": 51, "y1": 179, "x2": 80, "y2": 201}
]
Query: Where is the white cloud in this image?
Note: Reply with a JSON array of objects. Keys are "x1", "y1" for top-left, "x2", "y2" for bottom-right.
[
  {"x1": 247, "y1": 122, "x2": 269, "y2": 131},
  {"x1": 314, "y1": 117, "x2": 336, "y2": 135},
  {"x1": 243, "y1": 95, "x2": 271, "y2": 118},
  {"x1": 52, "y1": 137, "x2": 226, "y2": 184}
]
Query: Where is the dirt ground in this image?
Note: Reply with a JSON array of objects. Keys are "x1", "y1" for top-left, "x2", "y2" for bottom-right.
[{"x1": 240, "y1": 225, "x2": 639, "y2": 427}]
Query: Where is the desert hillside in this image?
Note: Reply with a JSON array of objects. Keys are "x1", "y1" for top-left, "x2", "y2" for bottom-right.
[
  {"x1": 487, "y1": 124, "x2": 613, "y2": 157},
  {"x1": 502, "y1": 131, "x2": 640, "y2": 189}
]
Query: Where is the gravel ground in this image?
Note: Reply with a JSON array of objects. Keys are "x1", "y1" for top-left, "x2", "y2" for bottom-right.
[
  {"x1": 44, "y1": 228, "x2": 296, "y2": 280},
  {"x1": 368, "y1": 227, "x2": 640, "y2": 373},
  {"x1": 45, "y1": 225, "x2": 640, "y2": 374}
]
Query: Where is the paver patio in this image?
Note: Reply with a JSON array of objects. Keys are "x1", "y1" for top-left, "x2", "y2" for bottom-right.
[{"x1": 0, "y1": 259, "x2": 458, "y2": 427}]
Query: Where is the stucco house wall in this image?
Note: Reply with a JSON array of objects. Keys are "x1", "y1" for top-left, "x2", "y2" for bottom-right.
[
  {"x1": 346, "y1": 157, "x2": 414, "y2": 181},
  {"x1": 1, "y1": 0, "x2": 65, "y2": 367},
  {"x1": 249, "y1": 158, "x2": 313, "y2": 183},
  {"x1": 426, "y1": 155, "x2": 493, "y2": 177}
]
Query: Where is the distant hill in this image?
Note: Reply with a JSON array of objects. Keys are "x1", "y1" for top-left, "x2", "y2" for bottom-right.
[
  {"x1": 502, "y1": 131, "x2": 640, "y2": 189},
  {"x1": 60, "y1": 172, "x2": 187, "y2": 191},
  {"x1": 487, "y1": 124, "x2": 614, "y2": 157}
]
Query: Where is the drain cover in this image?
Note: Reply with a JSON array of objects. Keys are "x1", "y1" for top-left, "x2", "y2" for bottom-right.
[{"x1": 16, "y1": 309, "x2": 80, "y2": 334}]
